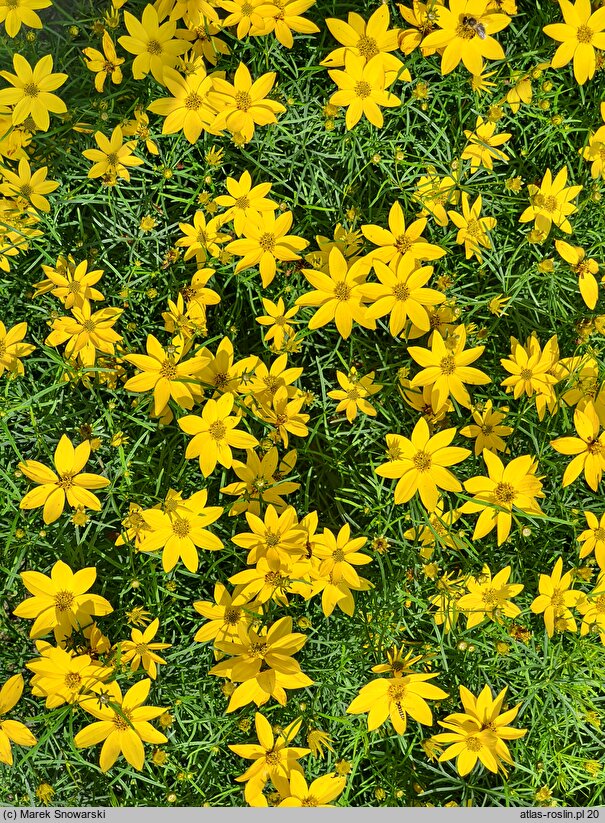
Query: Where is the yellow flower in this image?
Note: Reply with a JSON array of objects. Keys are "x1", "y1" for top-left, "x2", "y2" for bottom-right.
[
  {"x1": 314, "y1": 523, "x2": 371, "y2": 587},
  {"x1": 543, "y1": 0, "x2": 605, "y2": 85},
  {"x1": 422, "y1": 0, "x2": 511, "y2": 75},
  {"x1": 555, "y1": 239, "x2": 600, "y2": 310},
  {"x1": 232, "y1": 503, "x2": 305, "y2": 565},
  {"x1": 13, "y1": 559, "x2": 113, "y2": 639},
  {"x1": 126, "y1": 606, "x2": 152, "y2": 628},
  {"x1": 0, "y1": 0, "x2": 51, "y2": 37},
  {"x1": 193, "y1": 582, "x2": 259, "y2": 643},
  {"x1": 306, "y1": 728, "x2": 335, "y2": 759},
  {"x1": 328, "y1": 53, "x2": 401, "y2": 130},
  {"x1": 550, "y1": 401, "x2": 605, "y2": 491},
  {"x1": 577, "y1": 572, "x2": 605, "y2": 640},
  {"x1": 461, "y1": 116, "x2": 511, "y2": 171},
  {"x1": 0, "y1": 321, "x2": 35, "y2": 376},
  {"x1": 227, "y1": 210, "x2": 308, "y2": 287},
  {"x1": 19, "y1": 434, "x2": 110, "y2": 525},
  {"x1": 0, "y1": 675, "x2": 37, "y2": 765},
  {"x1": 0, "y1": 157, "x2": 58, "y2": 212},
  {"x1": 328, "y1": 369, "x2": 382, "y2": 422},
  {"x1": 457, "y1": 565, "x2": 524, "y2": 627},
  {"x1": 209, "y1": 63, "x2": 286, "y2": 142},
  {"x1": 82, "y1": 125, "x2": 143, "y2": 182},
  {"x1": 397, "y1": 0, "x2": 443, "y2": 56},
  {"x1": 278, "y1": 772, "x2": 346, "y2": 807},
  {"x1": 218, "y1": 0, "x2": 273, "y2": 38},
  {"x1": 459, "y1": 400, "x2": 512, "y2": 455},
  {"x1": 459, "y1": 451, "x2": 544, "y2": 544},
  {"x1": 215, "y1": 170, "x2": 277, "y2": 236},
  {"x1": 35, "y1": 784, "x2": 55, "y2": 805},
  {"x1": 256, "y1": 0, "x2": 321, "y2": 49},
  {"x1": 487, "y1": 294, "x2": 511, "y2": 316},
  {"x1": 375, "y1": 416, "x2": 471, "y2": 511},
  {"x1": 41, "y1": 258, "x2": 104, "y2": 310},
  {"x1": 74, "y1": 679, "x2": 167, "y2": 772},
  {"x1": 0, "y1": 54, "x2": 67, "y2": 131},
  {"x1": 221, "y1": 446, "x2": 300, "y2": 516},
  {"x1": 530, "y1": 558, "x2": 580, "y2": 637},
  {"x1": 147, "y1": 66, "x2": 218, "y2": 144},
  {"x1": 580, "y1": 120, "x2": 605, "y2": 179},
  {"x1": 519, "y1": 166, "x2": 582, "y2": 237},
  {"x1": 176, "y1": 210, "x2": 230, "y2": 263},
  {"x1": 118, "y1": 5, "x2": 188, "y2": 83},
  {"x1": 179, "y1": 393, "x2": 259, "y2": 477},
  {"x1": 255, "y1": 297, "x2": 299, "y2": 350},
  {"x1": 448, "y1": 192, "x2": 496, "y2": 261},
  {"x1": 412, "y1": 168, "x2": 460, "y2": 227},
  {"x1": 82, "y1": 31, "x2": 124, "y2": 92},
  {"x1": 45, "y1": 304, "x2": 123, "y2": 367},
  {"x1": 500, "y1": 333, "x2": 559, "y2": 401},
  {"x1": 579, "y1": 511, "x2": 605, "y2": 569},
  {"x1": 27, "y1": 645, "x2": 112, "y2": 708},
  {"x1": 119, "y1": 618, "x2": 172, "y2": 679}
]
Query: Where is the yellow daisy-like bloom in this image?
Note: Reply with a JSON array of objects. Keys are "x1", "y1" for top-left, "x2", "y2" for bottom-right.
[
  {"x1": 0, "y1": 54, "x2": 67, "y2": 131},
  {"x1": 0, "y1": 321, "x2": 35, "y2": 377},
  {"x1": 0, "y1": 157, "x2": 58, "y2": 212},
  {"x1": 221, "y1": 446, "x2": 300, "y2": 516},
  {"x1": 19, "y1": 434, "x2": 110, "y2": 525},
  {"x1": 278, "y1": 771, "x2": 346, "y2": 808},
  {"x1": 0, "y1": 0, "x2": 52, "y2": 37},
  {"x1": 550, "y1": 401, "x2": 605, "y2": 492},
  {"x1": 139, "y1": 489, "x2": 224, "y2": 572},
  {"x1": 256, "y1": 0, "x2": 321, "y2": 49},
  {"x1": 147, "y1": 66, "x2": 218, "y2": 144},
  {"x1": 459, "y1": 450, "x2": 544, "y2": 544},
  {"x1": 296, "y1": 247, "x2": 374, "y2": 339},
  {"x1": 27, "y1": 645, "x2": 112, "y2": 709},
  {"x1": 448, "y1": 192, "x2": 496, "y2": 261},
  {"x1": 580, "y1": 117, "x2": 605, "y2": 179},
  {"x1": 209, "y1": 62, "x2": 286, "y2": 142},
  {"x1": 459, "y1": 400, "x2": 513, "y2": 455},
  {"x1": 179, "y1": 392, "x2": 260, "y2": 477},
  {"x1": 500, "y1": 333, "x2": 559, "y2": 401},
  {"x1": 82, "y1": 31, "x2": 124, "y2": 92},
  {"x1": 461, "y1": 115, "x2": 511, "y2": 171},
  {"x1": 579, "y1": 511, "x2": 605, "y2": 569},
  {"x1": 347, "y1": 672, "x2": 448, "y2": 735},
  {"x1": 82, "y1": 125, "x2": 144, "y2": 182},
  {"x1": 119, "y1": 618, "x2": 172, "y2": 680},
  {"x1": 45, "y1": 304, "x2": 123, "y2": 367},
  {"x1": 177, "y1": 210, "x2": 231, "y2": 263},
  {"x1": 412, "y1": 167, "x2": 460, "y2": 227},
  {"x1": 314, "y1": 523, "x2": 371, "y2": 587},
  {"x1": 543, "y1": 0, "x2": 605, "y2": 85},
  {"x1": 328, "y1": 369, "x2": 382, "y2": 422},
  {"x1": 555, "y1": 239, "x2": 599, "y2": 310},
  {"x1": 74, "y1": 679, "x2": 167, "y2": 773},
  {"x1": 422, "y1": 0, "x2": 511, "y2": 75},
  {"x1": 193, "y1": 582, "x2": 259, "y2": 643},
  {"x1": 375, "y1": 416, "x2": 471, "y2": 511},
  {"x1": 217, "y1": 0, "x2": 273, "y2": 39},
  {"x1": 215, "y1": 170, "x2": 277, "y2": 236},
  {"x1": 227, "y1": 210, "x2": 308, "y2": 287},
  {"x1": 41, "y1": 258, "x2": 104, "y2": 311},
  {"x1": 0, "y1": 675, "x2": 37, "y2": 765},
  {"x1": 397, "y1": 0, "x2": 443, "y2": 56},
  {"x1": 530, "y1": 558, "x2": 580, "y2": 637},
  {"x1": 457, "y1": 564, "x2": 524, "y2": 628},
  {"x1": 328, "y1": 53, "x2": 401, "y2": 130},
  {"x1": 577, "y1": 573, "x2": 605, "y2": 640},
  {"x1": 13, "y1": 559, "x2": 113, "y2": 640},
  {"x1": 255, "y1": 296, "x2": 299, "y2": 350},
  {"x1": 409, "y1": 324, "x2": 490, "y2": 412},
  {"x1": 118, "y1": 5, "x2": 188, "y2": 84},
  {"x1": 361, "y1": 201, "x2": 445, "y2": 271},
  {"x1": 232, "y1": 503, "x2": 305, "y2": 565},
  {"x1": 519, "y1": 166, "x2": 582, "y2": 237}
]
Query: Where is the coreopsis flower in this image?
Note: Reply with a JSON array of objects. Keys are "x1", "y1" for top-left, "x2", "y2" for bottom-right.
[
  {"x1": 215, "y1": 171, "x2": 277, "y2": 236},
  {"x1": 82, "y1": 126, "x2": 143, "y2": 182},
  {"x1": 229, "y1": 556, "x2": 304, "y2": 606},
  {"x1": 19, "y1": 434, "x2": 110, "y2": 525},
  {"x1": 0, "y1": 158, "x2": 58, "y2": 212},
  {"x1": 256, "y1": 0, "x2": 321, "y2": 48},
  {"x1": 209, "y1": 63, "x2": 286, "y2": 142},
  {"x1": 519, "y1": 167, "x2": 582, "y2": 237},
  {"x1": 375, "y1": 417, "x2": 471, "y2": 511},
  {"x1": 0, "y1": 675, "x2": 36, "y2": 765},
  {"x1": 543, "y1": 0, "x2": 605, "y2": 84},
  {"x1": 115, "y1": 502, "x2": 153, "y2": 550},
  {"x1": 347, "y1": 672, "x2": 448, "y2": 735},
  {"x1": 0, "y1": 321, "x2": 35, "y2": 376},
  {"x1": 363, "y1": 258, "x2": 445, "y2": 336},
  {"x1": 245, "y1": 353, "x2": 302, "y2": 407},
  {"x1": 40, "y1": 258, "x2": 104, "y2": 310},
  {"x1": 457, "y1": 565, "x2": 523, "y2": 628},
  {"x1": 461, "y1": 116, "x2": 511, "y2": 171},
  {"x1": 0, "y1": 54, "x2": 67, "y2": 131},
  {"x1": 577, "y1": 573, "x2": 605, "y2": 640},
  {"x1": 397, "y1": 1, "x2": 444, "y2": 55},
  {"x1": 221, "y1": 447, "x2": 300, "y2": 516},
  {"x1": 296, "y1": 247, "x2": 374, "y2": 339},
  {"x1": 27, "y1": 646, "x2": 112, "y2": 708},
  {"x1": 147, "y1": 66, "x2": 218, "y2": 143},
  {"x1": 459, "y1": 451, "x2": 544, "y2": 544},
  {"x1": 255, "y1": 297, "x2": 299, "y2": 350},
  {"x1": 196, "y1": 335, "x2": 257, "y2": 396},
  {"x1": 0, "y1": 0, "x2": 51, "y2": 37},
  {"x1": 13, "y1": 559, "x2": 113, "y2": 639},
  {"x1": 430, "y1": 571, "x2": 465, "y2": 632},
  {"x1": 218, "y1": 0, "x2": 272, "y2": 38},
  {"x1": 314, "y1": 524, "x2": 371, "y2": 587},
  {"x1": 193, "y1": 583, "x2": 259, "y2": 643},
  {"x1": 459, "y1": 400, "x2": 513, "y2": 455},
  {"x1": 139, "y1": 489, "x2": 223, "y2": 572},
  {"x1": 363, "y1": 201, "x2": 445, "y2": 267},
  {"x1": 227, "y1": 211, "x2": 308, "y2": 287},
  {"x1": 278, "y1": 772, "x2": 346, "y2": 807},
  {"x1": 328, "y1": 369, "x2": 382, "y2": 422},
  {"x1": 74, "y1": 679, "x2": 167, "y2": 772},
  {"x1": 177, "y1": 16, "x2": 231, "y2": 64},
  {"x1": 118, "y1": 619, "x2": 172, "y2": 679},
  {"x1": 118, "y1": 5, "x2": 188, "y2": 83},
  {"x1": 124, "y1": 334, "x2": 208, "y2": 419},
  {"x1": 307, "y1": 223, "x2": 364, "y2": 268},
  {"x1": 180, "y1": 267, "x2": 221, "y2": 318},
  {"x1": 170, "y1": 0, "x2": 220, "y2": 26},
  {"x1": 179, "y1": 393, "x2": 260, "y2": 477},
  {"x1": 530, "y1": 558, "x2": 580, "y2": 637},
  {"x1": 409, "y1": 324, "x2": 490, "y2": 412},
  {"x1": 448, "y1": 192, "x2": 496, "y2": 261},
  {"x1": 412, "y1": 167, "x2": 460, "y2": 227},
  {"x1": 82, "y1": 31, "x2": 124, "y2": 92},
  {"x1": 555, "y1": 240, "x2": 599, "y2": 310},
  {"x1": 327, "y1": 53, "x2": 401, "y2": 130},
  {"x1": 177, "y1": 210, "x2": 230, "y2": 263},
  {"x1": 579, "y1": 512, "x2": 605, "y2": 569},
  {"x1": 500, "y1": 334, "x2": 559, "y2": 401},
  {"x1": 432, "y1": 684, "x2": 526, "y2": 776},
  {"x1": 421, "y1": 0, "x2": 511, "y2": 74},
  {"x1": 404, "y1": 499, "x2": 464, "y2": 553},
  {"x1": 45, "y1": 304, "x2": 123, "y2": 367},
  {"x1": 258, "y1": 385, "x2": 310, "y2": 447},
  {"x1": 581, "y1": 120, "x2": 605, "y2": 179},
  {"x1": 550, "y1": 401, "x2": 605, "y2": 491},
  {"x1": 232, "y1": 503, "x2": 305, "y2": 565},
  {"x1": 229, "y1": 714, "x2": 310, "y2": 805}
]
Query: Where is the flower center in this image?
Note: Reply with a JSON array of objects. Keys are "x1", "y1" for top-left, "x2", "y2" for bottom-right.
[
  {"x1": 393, "y1": 283, "x2": 411, "y2": 301},
  {"x1": 439, "y1": 354, "x2": 456, "y2": 375},
  {"x1": 481, "y1": 424, "x2": 494, "y2": 435},
  {"x1": 82, "y1": 320, "x2": 96, "y2": 333},
  {"x1": 301, "y1": 797, "x2": 319, "y2": 807},
  {"x1": 550, "y1": 588, "x2": 565, "y2": 609},
  {"x1": 346, "y1": 387, "x2": 360, "y2": 400},
  {"x1": 208, "y1": 421, "x2": 227, "y2": 440},
  {"x1": 587, "y1": 438, "x2": 604, "y2": 455},
  {"x1": 413, "y1": 450, "x2": 432, "y2": 472},
  {"x1": 160, "y1": 359, "x2": 177, "y2": 379},
  {"x1": 594, "y1": 528, "x2": 605, "y2": 541},
  {"x1": 57, "y1": 473, "x2": 74, "y2": 489},
  {"x1": 466, "y1": 735, "x2": 483, "y2": 751},
  {"x1": 23, "y1": 82, "x2": 40, "y2": 98},
  {"x1": 577, "y1": 24, "x2": 593, "y2": 44},
  {"x1": 106, "y1": 152, "x2": 119, "y2": 166},
  {"x1": 265, "y1": 530, "x2": 280, "y2": 547},
  {"x1": 224, "y1": 606, "x2": 241, "y2": 625},
  {"x1": 494, "y1": 481, "x2": 516, "y2": 504},
  {"x1": 172, "y1": 517, "x2": 190, "y2": 537},
  {"x1": 235, "y1": 91, "x2": 252, "y2": 111},
  {"x1": 387, "y1": 682, "x2": 407, "y2": 701},
  {"x1": 234, "y1": 195, "x2": 250, "y2": 210},
  {"x1": 465, "y1": 218, "x2": 482, "y2": 237},
  {"x1": 334, "y1": 281, "x2": 351, "y2": 301},
  {"x1": 250, "y1": 641, "x2": 268, "y2": 658},
  {"x1": 395, "y1": 234, "x2": 412, "y2": 253},
  {"x1": 519, "y1": 368, "x2": 533, "y2": 381},
  {"x1": 265, "y1": 750, "x2": 280, "y2": 765},
  {"x1": 241, "y1": 2, "x2": 253, "y2": 15},
  {"x1": 595, "y1": 595, "x2": 605, "y2": 614},
  {"x1": 482, "y1": 587, "x2": 500, "y2": 606},
  {"x1": 354, "y1": 80, "x2": 372, "y2": 99},
  {"x1": 113, "y1": 709, "x2": 133, "y2": 731},
  {"x1": 19, "y1": 183, "x2": 33, "y2": 198},
  {"x1": 542, "y1": 195, "x2": 558, "y2": 213},
  {"x1": 259, "y1": 232, "x2": 276, "y2": 251},
  {"x1": 357, "y1": 35, "x2": 379, "y2": 59},
  {"x1": 64, "y1": 672, "x2": 82, "y2": 690},
  {"x1": 333, "y1": 549, "x2": 345, "y2": 563},
  {"x1": 67, "y1": 281, "x2": 81, "y2": 294},
  {"x1": 146, "y1": 39, "x2": 163, "y2": 55},
  {"x1": 185, "y1": 92, "x2": 203, "y2": 110},
  {"x1": 54, "y1": 590, "x2": 75, "y2": 612}
]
